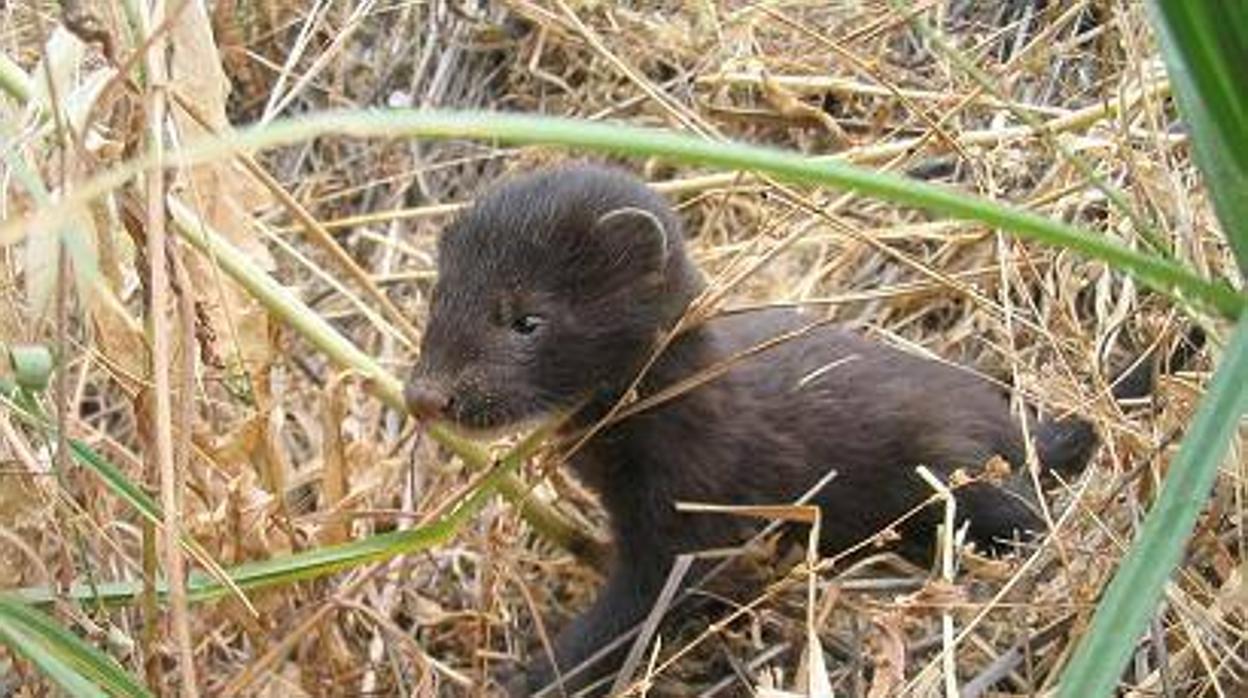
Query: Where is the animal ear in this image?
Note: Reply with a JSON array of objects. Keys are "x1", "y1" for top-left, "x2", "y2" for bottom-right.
[{"x1": 592, "y1": 206, "x2": 669, "y2": 273}]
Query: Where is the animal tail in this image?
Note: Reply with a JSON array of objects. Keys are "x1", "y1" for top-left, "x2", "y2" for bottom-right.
[{"x1": 1035, "y1": 327, "x2": 1205, "y2": 475}]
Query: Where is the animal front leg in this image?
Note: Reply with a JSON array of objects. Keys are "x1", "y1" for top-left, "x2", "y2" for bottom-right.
[{"x1": 519, "y1": 562, "x2": 666, "y2": 697}]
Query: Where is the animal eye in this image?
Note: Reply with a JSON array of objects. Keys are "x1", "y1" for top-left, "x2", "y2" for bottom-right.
[{"x1": 511, "y1": 314, "x2": 545, "y2": 335}]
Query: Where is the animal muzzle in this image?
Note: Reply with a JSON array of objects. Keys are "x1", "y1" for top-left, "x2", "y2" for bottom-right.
[{"x1": 404, "y1": 376, "x2": 452, "y2": 421}]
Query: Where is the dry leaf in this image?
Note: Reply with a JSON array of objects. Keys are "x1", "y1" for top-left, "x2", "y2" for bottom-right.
[
  {"x1": 320, "y1": 372, "x2": 352, "y2": 544},
  {"x1": 982, "y1": 455, "x2": 1013, "y2": 484},
  {"x1": 865, "y1": 611, "x2": 907, "y2": 698},
  {"x1": 900, "y1": 578, "x2": 967, "y2": 609},
  {"x1": 258, "y1": 662, "x2": 312, "y2": 698},
  {"x1": 948, "y1": 467, "x2": 974, "y2": 488},
  {"x1": 199, "y1": 412, "x2": 266, "y2": 473},
  {"x1": 803, "y1": 631, "x2": 834, "y2": 698},
  {"x1": 961, "y1": 547, "x2": 1016, "y2": 581},
  {"x1": 228, "y1": 468, "x2": 289, "y2": 561},
  {"x1": 29, "y1": 28, "x2": 84, "y2": 114},
  {"x1": 761, "y1": 72, "x2": 849, "y2": 145},
  {"x1": 167, "y1": 0, "x2": 276, "y2": 402},
  {"x1": 22, "y1": 30, "x2": 107, "y2": 318},
  {"x1": 22, "y1": 215, "x2": 59, "y2": 320},
  {"x1": 1218, "y1": 562, "x2": 1248, "y2": 612}
]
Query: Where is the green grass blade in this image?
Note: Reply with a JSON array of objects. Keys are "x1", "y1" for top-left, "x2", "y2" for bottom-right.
[
  {"x1": 7, "y1": 344, "x2": 54, "y2": 391},
  {"x1": 890, "y1": 0, "x2": 1174, "y2": 260},
  {"x1": 4, "y1": 401, "x2": 484, "y2": 611},
  {"x1": 0, "y1": 385, "x2": 249, "y2": 610},
  {"x1": 1057, "y1": 313, "x2": 1248, "y2": 697},
  {"x1": 0, "y1": 621, "x2": 109, "y2": 697},
  {"x1": 15, "y1": 110, "x2": 1245, "y2": 319},
  {"x1": 1058, "y1": 5, "x2": 1248, "y2": 694},
  {"x1": 0, "y1": 50, "x2": 35, "y2": 104},
  {"x1": 0, "y1": 595, "x2": 154, "y2": 697},
  {"x1": 1151, "y1": 0, "x2": 1248, "y2": 276},
  {"x1": 13, "y1": 409, "x2": 560, "y2": 607},
  {"x1": 10, "y1": 509, "x2": 460, "y2": 607}
]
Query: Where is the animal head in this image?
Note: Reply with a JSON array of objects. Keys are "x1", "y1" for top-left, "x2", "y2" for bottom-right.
[{"x1": 405, "y1": 164, "x2": 703, "y2": 430}]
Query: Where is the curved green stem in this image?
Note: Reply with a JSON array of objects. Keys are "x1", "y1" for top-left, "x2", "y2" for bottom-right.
[{"x1": 15, "y1": 110, "x2": 1243, "y2": 318}]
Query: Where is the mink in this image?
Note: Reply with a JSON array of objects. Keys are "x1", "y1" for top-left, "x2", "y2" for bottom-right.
[{"x1": 404, "y1": 164, "x2": 1170, "y2": 697}]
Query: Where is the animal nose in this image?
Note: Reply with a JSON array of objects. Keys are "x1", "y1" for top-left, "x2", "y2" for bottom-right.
[{"x1": 405, "y1": 379, "x2": 450, "y2": 420}]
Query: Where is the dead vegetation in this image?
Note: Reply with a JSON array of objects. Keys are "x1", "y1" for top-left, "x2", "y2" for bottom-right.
[{"x1": 0, "y1": 1, "x2": 1242, "y2": 696}]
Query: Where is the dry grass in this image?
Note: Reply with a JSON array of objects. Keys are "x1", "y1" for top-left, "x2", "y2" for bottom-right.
[{"x1": 0, "y1": 1, "x2": 1242, "y2": 696}]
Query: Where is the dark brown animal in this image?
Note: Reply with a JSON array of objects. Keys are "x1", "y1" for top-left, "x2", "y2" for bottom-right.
[{"x1": 405, "y1": 165, "x2": 1157, "y2": 696}]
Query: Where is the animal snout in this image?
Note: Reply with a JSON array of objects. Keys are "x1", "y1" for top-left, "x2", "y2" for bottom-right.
[{"x1": 405, "y1": 378, "x2": 451, "y2": 421}]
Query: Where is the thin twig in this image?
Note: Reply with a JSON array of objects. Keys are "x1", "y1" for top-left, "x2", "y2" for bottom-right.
[
  {"x1": 143, "y1": 1, "x2": 199, "y2": 692},
  {"x1": 917, "y1": 466, "x2": 959, "y2": 698}
]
